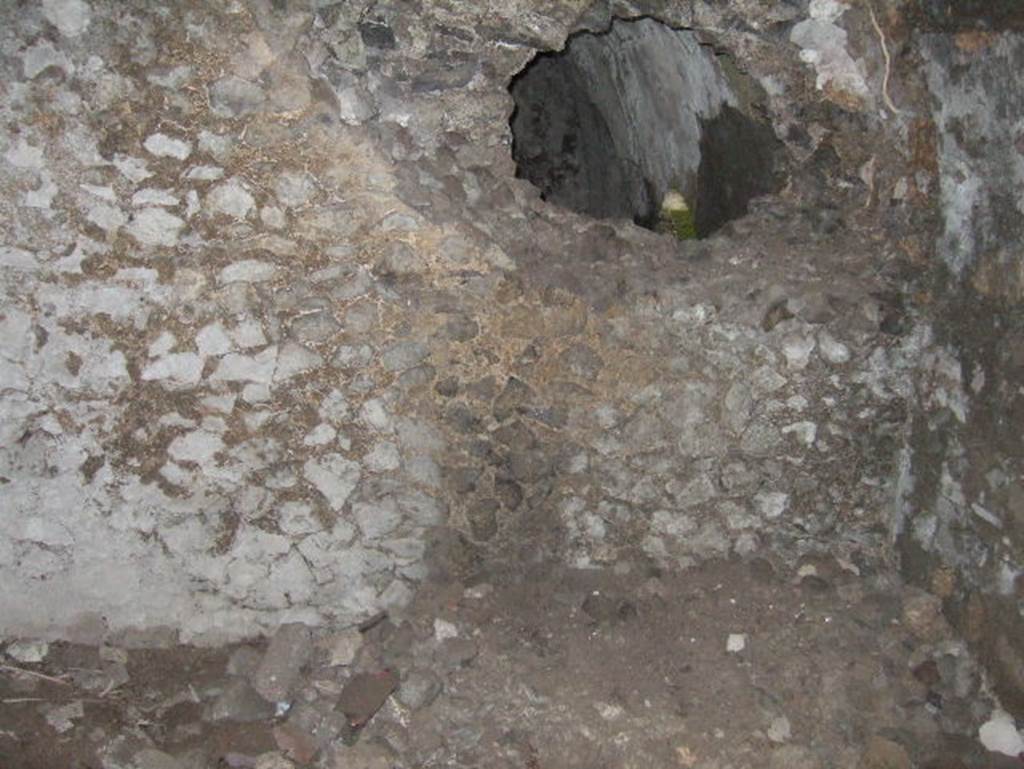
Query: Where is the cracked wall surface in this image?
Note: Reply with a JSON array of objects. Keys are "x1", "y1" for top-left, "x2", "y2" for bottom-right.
[
  {"x1": 0, "y1": 0, "x2": 1014, "y2": 692},
  {"x1": 894, "y1": 24, "x2": 1024, "y2": 715}
]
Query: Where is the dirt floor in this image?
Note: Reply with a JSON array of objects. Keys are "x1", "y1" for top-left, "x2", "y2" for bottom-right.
[{"x1": 0, "y1": 558, "x2": 1019, "y2": 769}]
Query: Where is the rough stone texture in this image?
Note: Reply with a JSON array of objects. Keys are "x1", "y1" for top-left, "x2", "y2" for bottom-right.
[
  {"x1": 252, "y1": 623, "x2": 313, "y2": 703},
  {"x1": 896, "y1": 26, "x2": 1024, "y2": 716},
  {"x1": 510, "y1": 18, "x2": 784, "y2": 232},
  {"x1": 0, "y1": 1, "x2": 1017, "y2": 725}
]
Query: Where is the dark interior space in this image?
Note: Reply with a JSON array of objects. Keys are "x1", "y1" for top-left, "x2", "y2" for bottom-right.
[{"x1": 509, "y1": 17, "x2": 785, "y2": 238}]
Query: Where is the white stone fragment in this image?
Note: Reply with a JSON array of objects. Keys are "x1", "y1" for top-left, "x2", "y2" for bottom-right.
[
  {"x1": 168, "y1": 429, "x2": 224, "y2": 464},
  {"x1": 44, "y1": 701, "x2": 83, "y2": 734},
  {"x1": 147, "y1": 65, "x2": 193, "y2": 89},
  {"x1": 5, "y1": 639, "x2": 49, "y2": 663},
  {"x1": 23, "y1": 40, "x2": 74, "y2": 78},
  {"x1": 113, "y1": 154, "x2": 152, "y2": 183},
  {"x1": 818, "y1": 331, "x2": 851, "y2": 364},
  {"x1": 132, "y1": 188, "x2": 179, "y2": 207},
  {"x1": 126, "y1": 208, "x2": 185, "y2": 247},
  {"x1": 230, "y1": 319, "x2": 267, "y2": 349},
  {"x1": 766, "y1": 715, "x2": 791, "y2": 743},
  {"x1": 979, "y1": 710, "x2": 1024, "y2": 757},
  {"x1": 158, "y1": 412, "x2": 196, "y2": 429},
  {"x1": 196, "y1": 323, "x2": 233, "y2": 357},
  {"x1": 25, "y1": 172, "x2": 58, "y2": 209},
  {"x1": 85, "y1": 201, "x2": 127, "y2": 232},
  {"x1": 782, "y1": 334, "x2": 817, "y2": 370},
  {"x1": 278, "y1": 502, "x2": 322, "y2": 536},
  {"x1": 303, "y1": 454, "x2": 361, "y2": 511},
  {"x1": 274, "y1": 343, "x2": 323, "y2": 383},
  {"x1": 324, "y1": 630, "x2": 362, "y2": 667},
  {"x1": 320, "y1": 390, "x2": 351, "y2": 423},
  {"x1": 0, "y1": 246, "x2": 39, "y2": 271},
  {"x1": 365, "y1": 441, "x2": 401, "y2": 472},
  {"x1": 809, "y1": 0, "x2": 846, "y2": 22},
  {"x1": 754, "y1": 491, "x2": 790, "y2": 519},
  {"x1": 380, "y1": 580, "x2": 414, "y2": 609},
  {"x1": 143, "y1": 133, "x2": 192, "y2": 161},
  {"x1": 434, "y1": 619, "x2": 459, "y2": 642},
  {"x1": 303, "y1": 423, "x2": 337, "y2": 447},
  {"x1": 211, "y1": 347, "x2": 278, "y2": 384},
  {"x1": 359, "y1": 398, "x2": 393, "y2": 432},
  {"x1": 198, "y1": 131, "x2": 235, "y2": 160},
  {"x1": 782, "y1": 421, "x2": 817, "y2": 446},
  {"x1": 352, "y1": 500, "x2": 403, "y2": 540},
  {"x1": 185, "y1": 165, "x2": 224, "y2": 181},
  {"x1": 219, "y1": 260, "x2": 278, "y2": 284},
  {"x1": 42, "y1": 0, "x2": 92, "y2": 37},
  {"x1": 241, "y1": 384, "x2": 271, "y2": 403},
  {"x1": 5, "y1": 139, "x2": 46, "y2": 169},
  {"x1": 185, "y1": 189, "x2": 201, "y2": 219},
  {"x1": 274, "y1": 171, "x2": 316, "y2": 208},
  {"x1": 141, "y1": 353, "x2": 203, "y2": 387},
  {"x1": 147, "y1": 331, "x2": 176, "y2": 358},
  {"x1": 80, "y1": 183, "x2": 116, "y2": 201},
  {"x1": 261, "y1": 206, "x2": 286, "y2": 229},
  {"x1": 200, "y1": 393, "x2": 236, "y2": 414},
  {"x1": 206, "y1": 178, "x2": 255, "y2": 219},
  {"x1": 726, "y1": 634, "x2": 747, "y2": 653},
  {"x1": 971, "y1": 503, "x2": 1003, "y2": 529}
]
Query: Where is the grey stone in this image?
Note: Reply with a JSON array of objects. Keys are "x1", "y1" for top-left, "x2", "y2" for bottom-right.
[
  {"x1": 559, "y1": 343, "x2": 604, "y2": 379},
  {"x1": 132, "y1": 749, "x2": 185, "y2": 769},
  {"x1": 127, "y1": 208, "x2": 185, "y2": 247},
  {"x1": 434, "y1": 638, "x2": 478, "y2": 671},
  {"x1": 443, "y1": 402, "x2": 480, "y2": 434},
  {"x1": 767, "y1": 745, "x2": 823, "y2": 769},
  {"x1": 364, "y1": 441, "x2": 401, "y2": 472},
  {"x1": 435, "y1": 377, "x2": 459, "y2": 397},
  {"x1": 211, "y1": 76, "x2": 267, "y2": 116},
  {"x1": 212, "y1": 348, "x2": 279, "y2": 384},
  {"x1": 397, "y1": 669, "x2": 442, "y2": 710},
  {"x1": 219, "y1": 260, "x2": 278, "y2": 284},
  {"x1": 343, "y1": 302, "x2": 378, "y2": 334},
  {"x1": 377, "y1": 241, "x2": 422, "y2": 276},
  {"x1": 143, "y1": 133, "x2": 192, "y2": 160},
  {"x1": 447, "y1": 466, "x2": 481, "y2": 494},
  {"x1": 321, "y1": 630, "x2": 362, "y2": 667},
  {"x1": 5, "y1": 639, "x2": 49, "y2": 663},
  {"x1": 226, "y1": 646, "x2": 263, "y2": 678},
  {"x1": 493, "y1": 421, "x2": 536, "y2": 451},
  {"x1": 493, "y1": 377, "x2": 534, "y2": 422},
  {"x1": 22, "y1": 40, "x2": 74, "y2": 78},
  {"x1": 467, "y1": 498, "x2": 499, "y2": 541},
  {"x1": 274, "y1": 343, "x2": 324, "y2": 382},
  {"x1": 304, "y1": 454, "x2": 361, "y2": 511},
  {"x1": 443, "y1": 314, "x2": 479, "y2": 342},
  {"x1": 494, "y1": 478, "x2": 523, "y2": 510},
  {"x1": 333, "y1": 344, "x2": 375, "y2": 369},
  {"x1": 207, "y1": 678, "x2": 277, "y2": 722},
  {"x1": 381, "y1": 340, "x2": 429, "y2": 371},
  {"x1": 252, "y1": 623, "x2": 313, "y2": 703},
  {"x1": 207, "y1": 179, "x2": 256, "y2": 220},
  {"x1": 504, "y1": 450, "x2": 551, "y2": 483},
  {"x1": 274, "y1": 172, "x2": 317, "y2": 208},
  {"x1": 42, "y1": 0, "x2": 92, "y2": 37}
]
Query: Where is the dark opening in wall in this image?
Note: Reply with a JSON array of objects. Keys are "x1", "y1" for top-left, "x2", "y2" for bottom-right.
[{"x1": 509, "y1": 18, "x2": 785, "y2": 238}]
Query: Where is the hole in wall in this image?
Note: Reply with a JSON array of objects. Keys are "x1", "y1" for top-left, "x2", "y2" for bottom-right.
[{"x1": 508, "y1": 17, "x2": 786, "y2": 238}]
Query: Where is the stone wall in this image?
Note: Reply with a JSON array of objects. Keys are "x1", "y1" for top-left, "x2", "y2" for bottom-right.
[
  {"x1": 0, "y1": 0, "x2": 993, "y2": 663},
  {"x1": 895, "y1": 25, "x2": 1024, "y2": 714}
]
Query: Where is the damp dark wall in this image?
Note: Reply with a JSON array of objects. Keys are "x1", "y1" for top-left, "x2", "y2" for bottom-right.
[
  {"x1": 898, "y1": 26, "x2": 1024, "y2": 715},
  {"x1": 509, "y1": 18, "x2": 784, "y2": 236}
]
